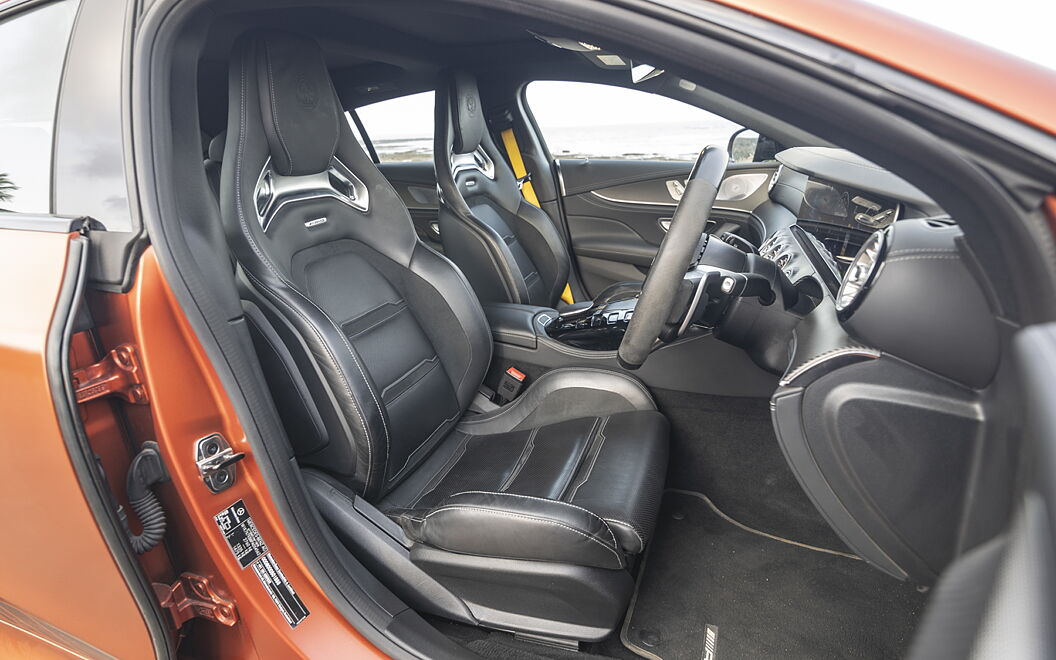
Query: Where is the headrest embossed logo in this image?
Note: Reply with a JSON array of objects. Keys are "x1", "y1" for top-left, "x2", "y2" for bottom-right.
[
  {"x1": 296, "y1": 73, "x2": 318, "y2": 108},
  {"x1": 465, "y1": 95, "x2": 477, "y2": 117}
]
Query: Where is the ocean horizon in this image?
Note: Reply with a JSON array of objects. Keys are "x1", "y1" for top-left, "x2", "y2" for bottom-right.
[{"x1": 370, "y1": 119, "x2": 740, "y2": 162}]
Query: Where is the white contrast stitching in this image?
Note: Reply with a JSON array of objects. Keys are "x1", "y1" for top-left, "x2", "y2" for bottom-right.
[
  {"x1": 498, "y1": 428, "x2": 538, "y2": 491},
  {"x1": 885, "y1": 255, "x2": 961, "y2": 264},
  {"x1": 568, "y1": 416, "x2": 609, "y2": 500},
  {"x1": 243, "y1": 270, "x2": 373, "y2": 480},
  {"x1": 263, "y1": 43, "x2": 294, "y2": 172},
  {"x1": 451, "y1": 490, "x2": 619, "y2": 550},
  {"x1": 423, "y1": 505, "x2": 623, "y2": 566},
  {"x1": 603, "y1": 518, "x2": 645, "y2": 548},
  {"x1": 458, "y1": 367, "x2": 653, "y2": 427}
]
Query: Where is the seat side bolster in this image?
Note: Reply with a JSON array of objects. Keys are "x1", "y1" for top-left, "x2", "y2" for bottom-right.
[
  {"x1": 400, "y1": 491, "x2": 625, "y2": 570},
  {"x1": 456, "y1": 367, "x2": 657, "y2": 435}
]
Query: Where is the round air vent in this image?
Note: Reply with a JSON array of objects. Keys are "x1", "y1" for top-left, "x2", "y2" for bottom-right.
[{"x1": 836, "y1": 228, "x2": 887, "y2": 317}]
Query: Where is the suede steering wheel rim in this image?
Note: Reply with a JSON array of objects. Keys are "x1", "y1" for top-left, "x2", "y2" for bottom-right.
[{"x1": 617, "y1": 146, "x2": 729, "y2": 369}]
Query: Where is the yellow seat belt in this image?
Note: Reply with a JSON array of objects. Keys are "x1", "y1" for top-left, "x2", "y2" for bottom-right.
[{"x1": 500, "y1": 126, "x2": 575, "y2": 305}]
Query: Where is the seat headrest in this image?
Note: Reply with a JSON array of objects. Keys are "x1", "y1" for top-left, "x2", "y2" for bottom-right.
[
  {"x1": 243, "y1": 30, "x2": 341, "y2": 176},
  {"x1": 447, "y1": 71, "x2": 485, "y2": 154}
]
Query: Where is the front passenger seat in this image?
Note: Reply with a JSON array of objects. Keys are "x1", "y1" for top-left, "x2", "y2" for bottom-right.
[{"x1": 218, "y1": 30, "x2": 669, "y2": 642}]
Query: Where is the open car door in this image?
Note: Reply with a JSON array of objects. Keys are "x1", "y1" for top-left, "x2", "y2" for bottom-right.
[{"x1": 0, "y1": 218, "x2": 161, "y2": 659}]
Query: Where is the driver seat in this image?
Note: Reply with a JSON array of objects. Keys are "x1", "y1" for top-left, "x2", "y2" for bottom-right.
[{"x1": 218, "y1": 30, "x2": 668, "y2": 640}]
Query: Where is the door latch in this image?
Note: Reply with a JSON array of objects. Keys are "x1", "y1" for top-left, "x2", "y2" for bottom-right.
[
  {"x1": 154, "y1": 573, "x2": 238, "y2": 628},
  {"x1": 195, "y1": 434, "x2": 244, "y2": 493}
]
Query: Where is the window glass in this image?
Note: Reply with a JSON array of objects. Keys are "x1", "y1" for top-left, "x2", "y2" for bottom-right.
[
  {"x1": 0, "y1": 0, "x2": 80, "y2": 213},
  {"x1": 354, "y1": 91, "x2": 434, "y2": 162},
  {"x1": 526, "y1": 81, "x2": 742, "y2": 161},
  {"x1": 52, "y1": 0, "x2": 134, "y2": 232}
]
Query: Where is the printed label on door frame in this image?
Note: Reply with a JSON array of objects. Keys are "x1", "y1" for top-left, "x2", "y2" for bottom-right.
[{"x1": 214, "y1": 499, "x2": 310, "y2": 628}]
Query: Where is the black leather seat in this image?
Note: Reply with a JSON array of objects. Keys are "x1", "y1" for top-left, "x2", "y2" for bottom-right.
[
  {"x1": 435, "y1": 72, "x2": 578, "y2": 308},
  {"x1": 218, "y1": 31, "x2": 668, "y2": 640}
]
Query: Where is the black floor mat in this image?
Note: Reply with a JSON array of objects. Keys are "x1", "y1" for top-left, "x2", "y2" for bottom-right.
[{"x1": 623, "y1": 491, "x2": 927, "y2": 660}]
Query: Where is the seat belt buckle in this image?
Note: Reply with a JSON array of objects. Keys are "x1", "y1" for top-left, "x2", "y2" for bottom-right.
[
  {"x1": 496, "y1": 367, "x2": 527, "y2": 405},
  {"x1": 516, "y1": 173, "x2": 532, "y2": 191}
]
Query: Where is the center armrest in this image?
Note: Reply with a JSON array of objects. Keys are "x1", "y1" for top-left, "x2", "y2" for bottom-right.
[{"x1": 482, "y1": 302, "x2": 558, "y2": 349}]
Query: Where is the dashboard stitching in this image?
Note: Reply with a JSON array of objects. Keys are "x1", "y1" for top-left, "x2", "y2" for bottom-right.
[
  {"x1": 885, "y1": 255, "x2": 961, "y2": 264},
  {"x1": 780, "y1": 347, "x2": 881, "y2": 387},
  {"x1": 886, "y1": 248, "x2": 958, "y2": 256}
]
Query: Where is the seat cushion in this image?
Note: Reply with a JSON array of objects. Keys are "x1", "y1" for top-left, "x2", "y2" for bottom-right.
[{"x1": 379, "y1": 368, "x2": 669, "y2": 559}]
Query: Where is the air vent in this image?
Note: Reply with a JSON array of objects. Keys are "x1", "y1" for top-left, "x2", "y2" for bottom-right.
[{"x1": 924, "y1": 216, "x2": 957, "y2": 228}]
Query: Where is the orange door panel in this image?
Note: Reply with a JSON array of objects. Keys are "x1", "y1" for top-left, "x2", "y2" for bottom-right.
[
  {"x1": 0, "y1": 227, "x2": 155, "y2": 660},
  {"x1": 82, "y1": 248, "x2": 387, "y2": 659}
]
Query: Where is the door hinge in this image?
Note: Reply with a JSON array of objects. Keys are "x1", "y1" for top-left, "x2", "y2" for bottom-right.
[
  {"x1": 153, "y1": 573, "x2": 238, "y2": 628},
  {"x1": 71, "y1": 343, "x2": 149, "y2": 405}
]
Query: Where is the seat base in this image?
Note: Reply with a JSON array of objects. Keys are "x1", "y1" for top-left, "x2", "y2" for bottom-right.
[
  {"x1": 380, "y1": 368, "x2": 669, "y2": 556},
  {"x1": 305, "y1": 469, "x2": 633, "y2": 642},
  {"x1": 305, "y1": 366, "x2": 668, "y2": 641},
  {"x1": 412, "y1": 545, "x2": 635, "y2": 642}
]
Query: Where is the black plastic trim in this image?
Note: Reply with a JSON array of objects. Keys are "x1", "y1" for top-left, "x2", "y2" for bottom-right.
[
  {"x1": 788, "y1": 224, "x2": 844, "y2": 298},
  {"x1": 770, "y1": 386, "x2": 908, "y2": 579}
]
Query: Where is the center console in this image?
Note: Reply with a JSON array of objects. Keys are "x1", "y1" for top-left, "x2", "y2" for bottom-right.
[
  {"x1": 482, "y1": 284, "x2": 641, "y2": 353},
  {"x1": 545, "y1": 296, "x2": 637, "y2": 351},
  {"x1": 480, "y1": 295, "x2": 778, "y2": 399}
]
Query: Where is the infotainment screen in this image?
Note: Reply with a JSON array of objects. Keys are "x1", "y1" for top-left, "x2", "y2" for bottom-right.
[{"x1": 798, "y1": 178, "x2": 900, "y2": 231}]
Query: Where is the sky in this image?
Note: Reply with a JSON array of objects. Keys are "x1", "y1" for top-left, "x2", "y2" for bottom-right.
[
  {"x1": 357, "y1": 1, "x2": 1056, "y2": 142},
  {"x1": 864, "y1": 0, "x2": 1056, "y2": 70}
]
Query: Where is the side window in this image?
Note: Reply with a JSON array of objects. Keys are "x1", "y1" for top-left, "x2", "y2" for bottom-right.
[
  {"x1": 351, "y1": 91, "x2": 434, "y2": 163},
  {"x1": 526, "y1": 81, "x2": 742, "y2": 161},
  {"x1": 0, "y1": 0, "x2": 80, "y2": 213}
]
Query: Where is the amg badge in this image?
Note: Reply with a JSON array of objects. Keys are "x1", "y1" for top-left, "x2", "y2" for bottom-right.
[{"x1": 304, "y1": 217, "x2": 327, "y2": 228}]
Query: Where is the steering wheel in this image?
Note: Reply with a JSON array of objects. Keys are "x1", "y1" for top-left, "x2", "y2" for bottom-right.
[{"x1": 618, "y1": 146, "x2": 729, "y2": 369}]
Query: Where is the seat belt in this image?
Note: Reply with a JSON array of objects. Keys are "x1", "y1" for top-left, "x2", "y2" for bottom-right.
[{"x1": 499, "y1": 126, "x2": 576, "y2": 305}]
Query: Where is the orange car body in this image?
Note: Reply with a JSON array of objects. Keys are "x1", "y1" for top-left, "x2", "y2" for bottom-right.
[
  {"x1": 0, "y1": 0, "x2": 1052, "y2": 658},
  {"x1": 721, "y1": 0, "x2": 1056, "y2": 135}
]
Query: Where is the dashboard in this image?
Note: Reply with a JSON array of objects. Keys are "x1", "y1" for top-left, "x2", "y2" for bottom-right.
[
  {"x1": 719, "y1": 148, "x2": 1004, "y2": 589},
  {"x1": 768, "y1": 147, "x2": 944, "y2": 273},
  {"x1": 738, "y1": 146, "x2": 999, "y2": 391}
]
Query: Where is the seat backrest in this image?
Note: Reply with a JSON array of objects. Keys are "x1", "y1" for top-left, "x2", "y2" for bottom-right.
[
  {"x1": 218, "y1": 31, "x2": 492, "y2": 500},
  {"x1": 434, "y1": 72, "x2": 570, "y2": 307}
]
